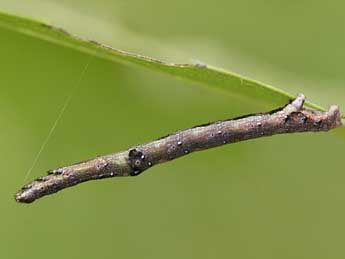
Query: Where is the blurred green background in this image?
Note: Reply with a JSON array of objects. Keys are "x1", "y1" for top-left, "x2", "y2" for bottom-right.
[{"x1": 0, "y1": 1, "x2": 344, "y2": 258}]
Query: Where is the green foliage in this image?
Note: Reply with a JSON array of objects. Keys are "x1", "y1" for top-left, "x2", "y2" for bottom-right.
[{"x1": 0, "y1": 11, "x2": 326, "y2": 110}]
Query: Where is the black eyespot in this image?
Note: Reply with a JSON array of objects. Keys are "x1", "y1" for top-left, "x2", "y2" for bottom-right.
[
  {"x1": 129, "y1": 149, "x2": 139, "y2": 157},
  {"x1": 128, "y1": 148, "x2": 146, "y2": 176}
]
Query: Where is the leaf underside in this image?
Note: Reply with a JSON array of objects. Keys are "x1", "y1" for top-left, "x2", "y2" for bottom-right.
[{"x1": 0, "y1": 11, "x2": 330, "y2": 112}]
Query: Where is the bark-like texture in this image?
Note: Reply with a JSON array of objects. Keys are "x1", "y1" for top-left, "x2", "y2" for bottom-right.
[{"x1": 15, "y1": 94, "x2": 342, "y2": 203}]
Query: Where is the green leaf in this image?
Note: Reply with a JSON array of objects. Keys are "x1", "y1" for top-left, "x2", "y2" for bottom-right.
[{"x1": 0, "y1": 10, "x2": 327, "y2": 111}]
